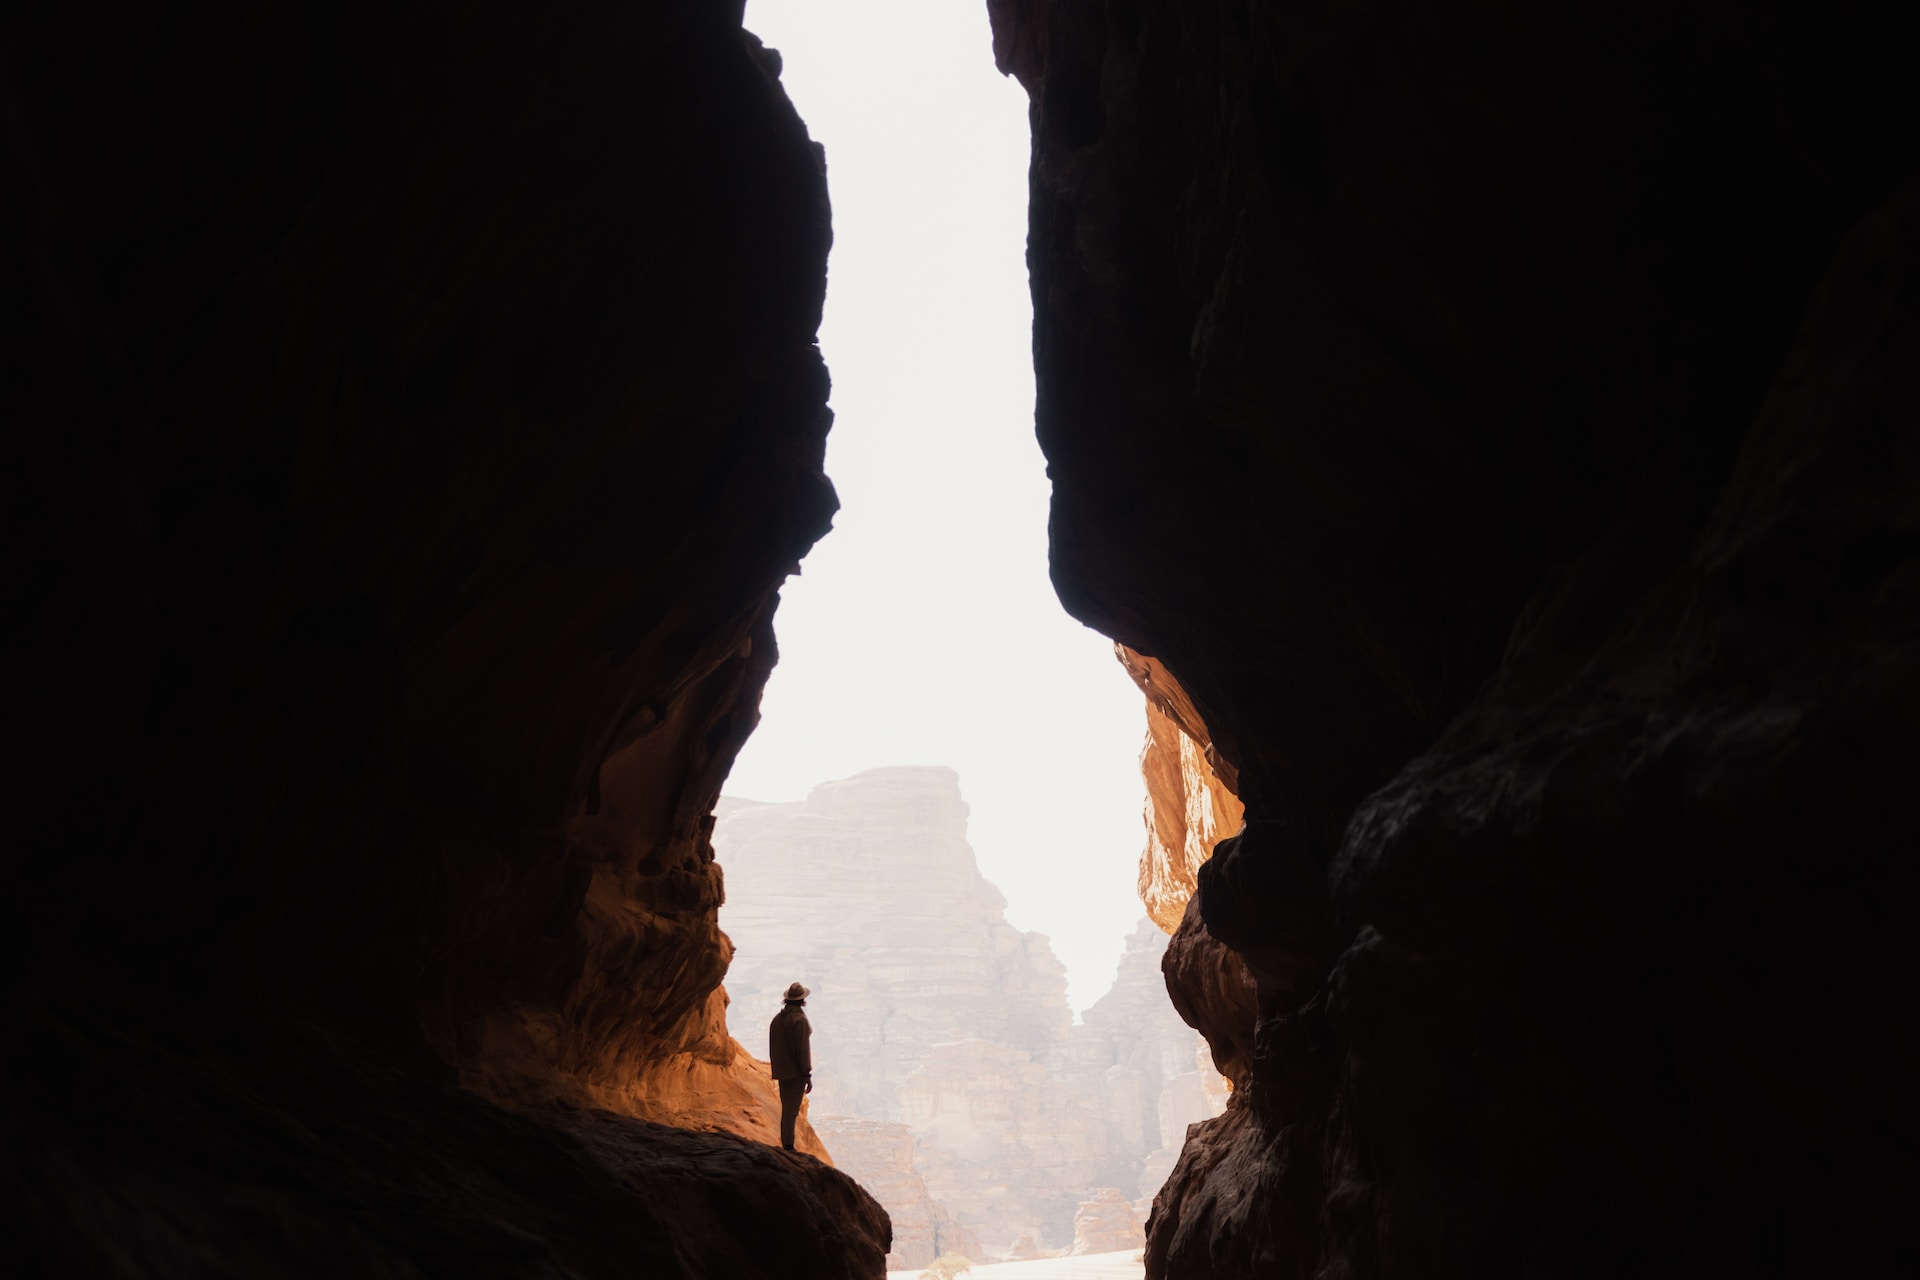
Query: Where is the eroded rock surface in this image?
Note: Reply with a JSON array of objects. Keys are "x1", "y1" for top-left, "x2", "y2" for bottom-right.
[
  {"x1": 1124, "y1": 647, "x2": 1245, "y2": 936},
  {"x1": 10, "y1": 1015, "x2": 888, "y2": 1280},
  {"x1": 8, "y1": 1, "x2": 882, "y2": 1273},
  {"x1": 991, "y1": 1, "x2": 1918, "y2": 1277}
]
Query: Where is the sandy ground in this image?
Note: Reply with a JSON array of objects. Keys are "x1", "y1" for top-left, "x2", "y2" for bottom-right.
[{"x1": 891, "y1": 1250, "x2": 1145, "y2": 1280}]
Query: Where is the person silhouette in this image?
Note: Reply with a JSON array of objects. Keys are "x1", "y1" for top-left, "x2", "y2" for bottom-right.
[{"x1": 768, "y1": 981, "x2": 813, "y2": 1151}]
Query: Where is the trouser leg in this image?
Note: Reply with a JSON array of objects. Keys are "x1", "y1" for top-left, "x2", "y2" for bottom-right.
[{"x1": 779, "y1": 1079, "x2": 804, "y2": 1150}]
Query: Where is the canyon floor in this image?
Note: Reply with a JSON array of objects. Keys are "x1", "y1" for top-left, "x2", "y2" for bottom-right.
[{"x1": 893, "y1": 1250, "x2": 1145, "y2": 1279}]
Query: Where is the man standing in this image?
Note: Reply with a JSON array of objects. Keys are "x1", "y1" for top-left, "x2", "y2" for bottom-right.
[{"x1": 768, "y1": 981, "x2": 812, "y2": 1151}]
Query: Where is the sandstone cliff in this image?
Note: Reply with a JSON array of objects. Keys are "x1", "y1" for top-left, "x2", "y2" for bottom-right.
[
  {"x1": 719, "y1": 768, "x2": 1071, "y2": 1122},
  {"x1": 718, "y1": 767, "x2": 1223, "y2": 1263},
  {"x1": 9, "y1": 3, "x2": 883, "y2": 1273},
  {"x1": 1066, "y1": 919, "x2": 1232, "y2": 1206},
  {"x1": 990, "y1": 1, "x2": 1919, "y2": 1277},
  {"x1": 1114, "y1": 647, "x2": 1260, "y2": 1099}
]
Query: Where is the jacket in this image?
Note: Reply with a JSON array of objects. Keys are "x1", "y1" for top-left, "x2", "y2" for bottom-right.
[{"x1": 768, "y1": 1002, "x2": 812, "y2": 1082}]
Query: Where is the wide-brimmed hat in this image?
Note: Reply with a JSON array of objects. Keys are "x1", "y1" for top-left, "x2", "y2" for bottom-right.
[{"x1": 784, "y1": 982, "x2": 810, "y2": 1002}]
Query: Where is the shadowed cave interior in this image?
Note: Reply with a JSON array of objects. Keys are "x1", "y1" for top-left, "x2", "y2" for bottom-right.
[{"x1": 6, "y1": 2, "x2": 1917, "y2": 1278}]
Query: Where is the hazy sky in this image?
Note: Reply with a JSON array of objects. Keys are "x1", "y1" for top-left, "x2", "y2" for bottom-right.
[{"x1": 726, "y1": 0, "x2": 1149, "y2": 1013}]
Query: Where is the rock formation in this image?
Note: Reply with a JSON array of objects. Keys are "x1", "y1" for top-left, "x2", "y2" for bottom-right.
[
  {"x1": 1066, "y1": 919, "x2": 1233, "y2": 1207},
  {"x1": 717, "y1": 767, "x2": 1224, "y2": 1263},
  {"x1": 990, "y1": 2, "x2": 1919, "y2": 1278},
  {"x1": 1072, "y1": 1188, "x2": 1149, "y2": 1256},
  {"x1": 718, "y1": 768, "x2": 1072, "y2": 1121},
  {"x1": 810, "y1": 1118, "x2": 984, "y2": 1269},
  {"x1": 1122, "y1": 645, "x2": 1244, "y2": 936},
  {"x1": 8, "y1": 3, "x2": 884, "y2": 1274}
]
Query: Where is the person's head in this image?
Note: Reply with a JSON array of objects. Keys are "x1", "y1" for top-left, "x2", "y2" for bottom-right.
[{"x1": 784, "y1": 981, "x2": 809, "y2": 1005}]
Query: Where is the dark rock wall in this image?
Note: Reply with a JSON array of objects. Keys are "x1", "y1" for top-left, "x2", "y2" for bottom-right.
[
  {"x1": 6, "y1": 2, "x2": 883, "y2": 1274},
  {"x1": 989, "y1": 1, "x2": 1917, "y2": 1276}
]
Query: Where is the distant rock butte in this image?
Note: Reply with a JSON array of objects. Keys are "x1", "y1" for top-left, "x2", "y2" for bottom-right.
[{"x1": 716, "y1": 766, "x2": 1225, "y2": 1264}]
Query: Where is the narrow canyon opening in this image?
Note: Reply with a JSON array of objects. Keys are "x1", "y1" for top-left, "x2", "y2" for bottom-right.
[
  {"x1": 9, "y1": 3, "x2": 1915, "y2": 1280},
  {"x1": 712, "y1": 5, "x2": 1228, "y2": 1270}
]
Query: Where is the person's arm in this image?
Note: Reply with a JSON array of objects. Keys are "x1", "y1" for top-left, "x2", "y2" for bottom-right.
[{"x1": 799, "y1": 1017, "x2": 812, "y2": 1092}]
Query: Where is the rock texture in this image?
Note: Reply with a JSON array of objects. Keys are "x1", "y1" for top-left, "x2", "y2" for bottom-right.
[
  {"x1": 11, "y1": 1015, "x2": 889, "y2": 1280},
  {"x1": 1124, "y1": 646, "x2": 1245, "y2": 936},
  {"x1": 8, "y1": 2, "x2": 881, "y2": 1273},
  {"x1": 1072, "y1": 1189, "x2": 1148, "y2": 1256},
  {"x1": 1119, "y1": 649, "x2": 1259, "y2": 1100},
  {"x1": 990, "y1": 2, "x2": 1919, "y2": 1278},
  {"x1": 718, "y1": 768, "x2": 1223, "y2": 1262}
]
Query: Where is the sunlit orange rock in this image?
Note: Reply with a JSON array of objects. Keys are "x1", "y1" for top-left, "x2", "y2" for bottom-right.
[{"x1": 1121, "y1": 645, "x2": 1244, "y2": 934}]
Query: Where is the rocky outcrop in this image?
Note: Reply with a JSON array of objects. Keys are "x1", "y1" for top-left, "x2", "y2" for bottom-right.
[
  {"x1": 1117, "y1": 649, "x2": 1259, "y2": 1097},
  {"x1": 991, "y1": 2, "x2": 1918, "y2": 1278},
  {"x1": 1159, "y1": 904, "x2": 1258, "y2": 1092},
  {"x1": 1068, "y1": 920, "x2": 1232, "y2": 1202},
  {"x1": 9, "y1": 2, "x2": 883, "y2": 1273},
  {"x1": 718, "y1": 768, "x2": 1224, "y2": 1260},
  {"x1": 1124, "y1": 647, "x2": 1245, "y2": 936},
  {"x1": 1072, "y1": 1188, "x2": 1148, "y2": 1256},
  {"x1": 810, "y1": 1118, "x2": 983, "y2": 1269},
  {"x1": 11, "y1": 1015, "x2": 889, "y2": 1280}
]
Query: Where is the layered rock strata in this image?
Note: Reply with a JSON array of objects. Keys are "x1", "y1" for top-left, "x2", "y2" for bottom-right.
[
  {"x1": 990, "y1": 2, "x2": 1919, "y2": 1278},
  {"x1": 8, "y1": 2, "x2": 880, "y2": 1272},
  {"x1": 718, "y1": 767, "x2": 1224, "y2": 1263}
]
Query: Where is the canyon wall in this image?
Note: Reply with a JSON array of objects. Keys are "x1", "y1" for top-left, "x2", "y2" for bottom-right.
[
  {"x1": 990, "y1": 1, "x2": 1919, "y2": 1278},
  {"x1": 718, "y1": 767, "x2": 1223, "y2": 1265},
  {"x1": 7, "y1": 3, "x2": 884, "y2": 1274},
  {"x1": 1123, "y1": 644, "x2": 1245, "y2": 937}
]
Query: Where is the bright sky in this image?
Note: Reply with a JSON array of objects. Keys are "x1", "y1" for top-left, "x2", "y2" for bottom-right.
[{"x1": 726, "y1": 0, "x2": 1149, "y2": 1013}]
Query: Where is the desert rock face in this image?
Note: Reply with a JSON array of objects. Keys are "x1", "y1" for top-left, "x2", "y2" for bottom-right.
[
  {"x1": 810, "y1": 1118, "x2": 984, "y2": 1268},
  {"x1": 1124, "y1": 646, "x2": 1245, "y2": 937},
  {"x1": 719, "y1": 769, "x2": 1072, "y2": 1123},
  {"x1": 718, "y1": 767, "x2": 1224, "y2": 1263},
  {"x1": 9, "y1": 3, "x2": 882, "y2": 1273},
  {"x1": 990, "y1": 1, "x2": 1918, "y2": 1277},
  {"x1": 1072, "y1": 1188, "x2": 1149, "y2": 1256}
]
